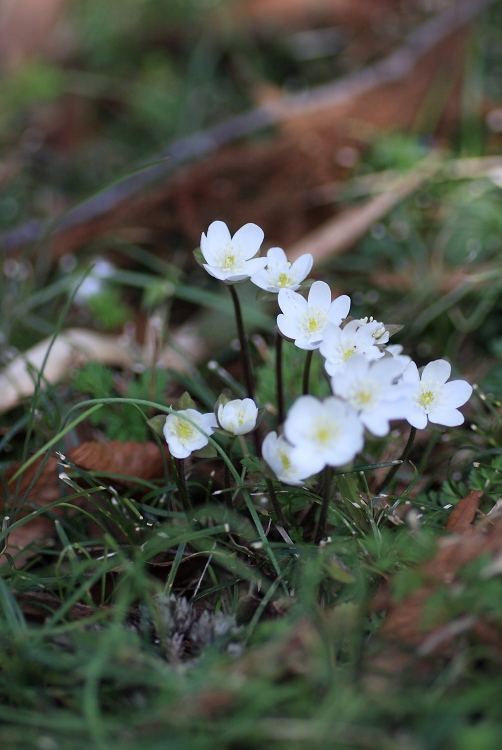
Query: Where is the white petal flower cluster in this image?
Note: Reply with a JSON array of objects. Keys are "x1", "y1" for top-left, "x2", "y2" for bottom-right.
[
  {"x1": 164, "y1": 409, "x2": 218, "y2": 459},
  {"x1": 194, "y1": 219, "x2": 473, "y2": 489}
]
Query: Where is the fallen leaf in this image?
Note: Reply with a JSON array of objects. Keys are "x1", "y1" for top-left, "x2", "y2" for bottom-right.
[
  {"x1": 445, "y1": 489, "x2": 482, "y2": 534},
  {"x1": 372, "y1": 500, "x2": 502, "y2": 677},
  {"x1": 1, "y1": 441, "x2": 168, "y2": 564}
]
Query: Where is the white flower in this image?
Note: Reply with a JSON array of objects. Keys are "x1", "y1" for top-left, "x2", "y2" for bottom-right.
[
  {"x1": 320, "y1": 320, "x2": 384, "y2": 376},
  {"x1": 283, "y1": 395, "x2": 364, "y2": 472},
  {"x1": 163, "y1": 409, "x2": 218, "y2": 459},
  {"x1": 277, "y1": 281, "x2": 351, "y2": 350},
  {"x1": 250, "y1": 247, "x2": 313, "y2": 293},
  {"x1": 331, "y1": 356, "x2": 412, "y2": 437},
  {"x1": 354, "y1": 316, "x2": 390, "y2": 345},
  {"x1": 200, "y1": 220, "x2": 267, "y2": 282},
  {"x1": 218, "y1": 398, "x2": 258, "y2": 435},
  {"x1": 400, "y1": 359, "x2": 472, "y2": 429},
  {"x1": 262, "y1": 431, "x2": 314, "y2": 485}
]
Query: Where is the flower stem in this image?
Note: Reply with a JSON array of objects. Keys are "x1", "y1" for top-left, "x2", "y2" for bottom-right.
[
  {"x1": 275, "y1": 332, "x2": 285, "y2": 424},
  {"x1": 228, "y1": 284, "x2": 254, "y2": 400},
  {"x1": 224, "y1": 460, "x2": 234, "y2": 510},
  {"x1": 302, "y1": 350, "x2": 314, "y2": 395},
  {"x1": 265, "y1": 477, "x2": 288, "y2": 529},
  {"x1": 315, "y1": 467, "x2": 333, "y2": 544},
  {"x1": 174, "y1": 458, "x2": 192, "y2": 510},
  {"x1": 376, "y1": 426, "x2": 417, "y2": 495}
]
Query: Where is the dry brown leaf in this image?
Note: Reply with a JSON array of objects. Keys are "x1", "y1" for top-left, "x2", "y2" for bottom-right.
[
  {"x1": 444, "y1": 489, "x2": 482, "y2": 535},
  {"x1": 0, "y1": 324, "x2": 208, "y2": 415},
  {"x1": 374, "y1": 504, "x2": 502, "y2": 673},
  {"x1": 1, "y1": 441, "x2": 167, "y2": 563}
]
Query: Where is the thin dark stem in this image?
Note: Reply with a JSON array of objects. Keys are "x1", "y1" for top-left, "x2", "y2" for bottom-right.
[
  {"x1": 302, "y1": 350, "x2": 314, "y2": 396},
  {"x1": 265, "y1": 477, "x2": 288, "y2": 529},
  {"x1": 228, "y1": 284, "x2": 254, "y2": 400},
  {"x1": 275, "y1": 333, "x2": 285, "y2": 424},
  {"x1": 174, "y1": 458, "x2": 192, "y2": 510},
  {"x1": 315, "y1": 467, "x2": 334, "y2": 544},
  {"x1": 224, "y1": 461, "x2": 234, "y2": 510},
  {"x1": 376, "y1": 426, "x2": 417, "y2": 495}
]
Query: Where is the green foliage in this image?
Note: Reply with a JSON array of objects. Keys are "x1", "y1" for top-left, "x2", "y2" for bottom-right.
[
  {"x1": 72, "y1": 363, "x2": 168, "y2": 441},
  {"x1": 255, "y1": 341, "x2": 331, "y2": 410},
  {"x1": 85, "y1": 287, "x2": 131, "y2": 330}
]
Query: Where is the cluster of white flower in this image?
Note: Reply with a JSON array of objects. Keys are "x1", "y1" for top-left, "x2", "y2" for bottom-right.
[{"x1": 162, "y1": 220, "x2": 472, "y2": 489}]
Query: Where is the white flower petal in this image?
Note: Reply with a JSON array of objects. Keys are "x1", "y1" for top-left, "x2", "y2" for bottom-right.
[
  {"x1": 328, "y1": 294, "x2": 351, "y2": 325},
  {"x1": 201, "y1": 221, "x2": 231, "y2": 263},
  {"x1": 291, "y1": 253, "x2": 313, "y2": 279},
  {"x1": 242, "y1": 257, "x2": 268, "y2": 276},
  {"x1": 203, "y1": 263, "x2": 228, "y2": 281},
  {"x1": 231, "y1": 223, "x2": 264, "y2": 259},
  {"x1": 308, "y1": 280, "x2": 332, "y2": 310},
  {"x1": 266, "y1": 247, "x2": 288, "y2": 264},
  {"x1": 405, "y1": 407, "x2": 428, "y2": 430},
  {"x1": 403, "y1": 361, "x2": 420, "y2": 385},
  {"x1": 278, "y1": 288, "x2": 308, "y2": 318},
  {"x1": 441, "y1": 380, "x2": 473, "y2": 408},
  {"x1": 422, "y1": 359, "x2": 451, "y2": 385},
  {"x1": 428, "y1": 407, "x2": 464, "y2": 427},
  {"x1": 277, "y1": 314, "x2": 302, "y2": 341},
  {"x1": 248, "y1": 269, "x2": 270, "y2": 291}
]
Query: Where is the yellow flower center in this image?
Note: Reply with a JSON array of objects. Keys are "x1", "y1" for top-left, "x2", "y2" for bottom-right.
[
  {"x1": 418, "y1": 388, "x2": 437, "y2": 412},
  {"x1": 280, "y1": 452, "x2": 291, "y2": 470},
  {"x1": 315, "y1": 426, "x2": 331, "y2": 443},
  {"x1": 216, "y1": 243, "x2": 245, "y2": 273},
  {"x1": 300, "y1": 311, "x2": 327, "y2": 338},
  {"x1": 175, "y1": 419, "x2": 196, "y2": 442},
  {"x1": 277, "y1": 272, "x2": 291, "y2": 287},
  {"x1": 342, "y1": 346, "x2": 357, "y2": 361},
  {"x1": 222, "y1": 253, "x2": 236, "y2": 270}
]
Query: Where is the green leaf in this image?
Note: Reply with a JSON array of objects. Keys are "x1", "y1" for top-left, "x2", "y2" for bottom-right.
[
  {"x1": 240, "y1": 456, "x2": 264, "y2": 474},
  {"x1": 147, "y1": 414, "x2": 167, "y2": 437},
  {"x1": 173, "y1": 391, "x2": 197, "y2": 410},
  {"x1": 193, "y1": 247, "x2": 205, "y2": 267},
  {"x1": 324, "y1": 556, "x2": 356, "y2": 584},
  {"x1": 72, "y1": 362, "x2": 114, "y2": 398},
  {"x1": 256, "y1": 290, "x2": 279, "y2": 302},
  {"x1": 193, "y1": 444, "x2": 218, "y2": 459}
]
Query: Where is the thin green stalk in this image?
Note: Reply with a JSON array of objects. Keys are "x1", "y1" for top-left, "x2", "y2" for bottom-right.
[
  {"x1": 376, "y1": 426, "x2": 417, "y2": 494},
  {"x1": 276, "y1": 332, "x2": 285, "y2": 424},
  {"x1": 302, "y1": 349, "x2": 314, "y2": 395},
  {"x1": 174, "y1": 458, "x2": 192, "y2": 510},
  {"x1": 265, "y1": 477, "x2": 288, "y2": 529},
  {"x1": 228, "y1": 283, "x2": 254, "y2": 400},
  {"x1": 224, "y1": 461, "x2": 234, "y2": 509},
  {"x1": 315, "y1": 467, "x2": 334, "y2": 544}
]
